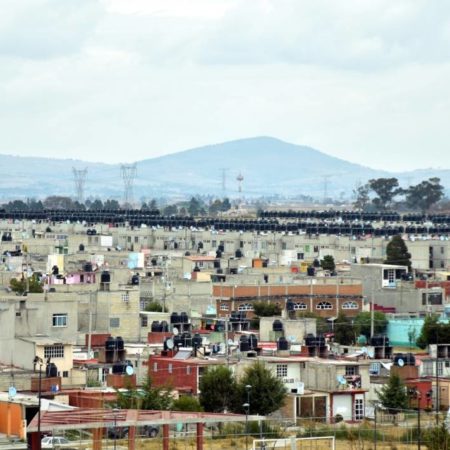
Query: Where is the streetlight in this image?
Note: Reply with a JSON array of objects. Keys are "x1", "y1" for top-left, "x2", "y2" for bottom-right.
[
  {"x1": 243, "y1": 403, "x2": 250, "y2": 450},
  {"x1": 33, "y1": 356, "x2": 43, "y2": 450}
]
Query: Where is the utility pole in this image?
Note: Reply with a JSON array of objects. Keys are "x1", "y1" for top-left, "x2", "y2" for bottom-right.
[{"x1": 370, "y1": 278, "x2": 375, "y2": 338}]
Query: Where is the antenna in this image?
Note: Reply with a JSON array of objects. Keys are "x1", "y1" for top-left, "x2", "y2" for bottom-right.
[
  {"x1": 121, "y1": 164, "x2": 137, "y2": 207},
  {"x1": 220, "y1": 168, "x2": 229, "y2": 193},
  {"x1": 236, "y1": 172, "x2": 244, "y2": 193},
  {"x1": 72, "y1": 168, "x2": 88, "y2": 203},
  {"x1": 323, "y1": 175, "x2": 332, "y2": 203}
]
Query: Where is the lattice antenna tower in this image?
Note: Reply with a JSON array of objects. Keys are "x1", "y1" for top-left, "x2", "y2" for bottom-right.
[
  {"x1": 72, "y1": 168, "x2": 88, "y2": 204},
  {"x1": 221, "y1": 168, "x2": 229, "y2": 193},
  {"x1": 237, "y1": 172, "x2": 244, "y2": 193},
  {"x1": 121, "y1": 164, "x2": 137, "y2": 207}
]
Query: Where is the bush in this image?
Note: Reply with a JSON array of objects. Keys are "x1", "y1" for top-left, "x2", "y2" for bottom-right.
[{"x1": 145, "y1": 301, "x2": 168, "y2": 312}]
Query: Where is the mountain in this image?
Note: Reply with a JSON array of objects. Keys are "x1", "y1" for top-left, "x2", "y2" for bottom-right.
[{"x1": 0, "y1": 137, "x2": 448, "y2": 200}]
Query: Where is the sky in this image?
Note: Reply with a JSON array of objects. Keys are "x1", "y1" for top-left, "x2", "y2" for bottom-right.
[{"x1": 1, "y1": 0, "x2": 450, "y2": 171}]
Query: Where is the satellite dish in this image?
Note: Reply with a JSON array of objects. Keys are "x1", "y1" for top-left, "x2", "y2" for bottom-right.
[
  {"x1": 126, "y1": 365, "x2": 134, "y2": 376},
  {"x1": 8, "y1": 386, "x2": 16, "y2": 398},
  {"x1": 183, "y1": 272, "x2": 192, "y2": 280},
  {"x1": 173, "y1": 328, "x2": 179, "y2": 336},
  {"x1": 166, "y1": 338, "x2": 174, "y2": 350},
  {"x1": 398, "y1": 358, "x2": 405, "y2": 367},
  {"x1": 336, "y1": 375, "x2": 347, "y2": 385}
]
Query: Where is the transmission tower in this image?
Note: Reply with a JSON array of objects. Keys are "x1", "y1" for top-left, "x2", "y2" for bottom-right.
[
  {"x1": 72, "y1": 168, "x2": 88, "y2": 204},
  {"x1": 220, "y1": 168, "x2": 229, "y2": 193},
  {"x1": 121, "y1": 164, "x2": 137, "y2": 207}
]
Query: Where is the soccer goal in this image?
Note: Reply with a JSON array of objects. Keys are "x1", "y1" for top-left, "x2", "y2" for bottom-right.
[{"x1": 252, "y1": 436, "x2": 335, "y2": 450}]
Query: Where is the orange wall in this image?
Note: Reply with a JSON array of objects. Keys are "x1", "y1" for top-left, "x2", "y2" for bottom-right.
[{"x1": 0, "y1": 402, "x2": 24, "y2": 439}]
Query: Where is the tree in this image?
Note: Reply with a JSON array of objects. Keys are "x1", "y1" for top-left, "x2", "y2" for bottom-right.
[
  {"x1": 10, "y1": 275, "x2": 43, "y2": 294},
  {"x1": 199, "y1": 366, "x2": 237, "y2": 413},
  {"x1": 43, "y1": 196, "x2": 75, "y2": 210},
  {"x1": 163, "y1": 204, "x2": 178, "y2": 215},
  {"x1": 368, "y1": 178, "x2": 400, "y2": 210},
  {"x1": 104, "y1": 199, "x2": 120, "y2": 210},
  {"x1": 353, "y1": 183, "x2": 370, "y2": 211},
  {"x1": 385, "y1": 235, "x2": 412, "y2": 269},
  {"x1": 416, "y1": 315, "x2": 450, "y2": 349},
  {"x1": 172, "y1": 396, "x2": 203, "y2": 412},
  {"x1": 235, "y1": 361, "x2": 286, "y2": 416},
  {"x1": 116, "y1": 378, "x2": 173, "y2": 410},
  {"x1": 353, "y1": 311, "x2": 387, "y2": 338},
  {"x1": 320, "y1": 255, "x2": 335, "y2": 272},
  {"x1": 252, "y1": 302, "x2": 282, "y2": 317},
  {"x1": 334, "y1": 313, "x2": 356, "y2": 345},
  {"x1": 424, "y1": 422, "x2": 450, "y2": 450},
  {"x1": 377, "y1": 373, "x2": 408, "y2": 415},
  {"x1": 405, "y1": 178, "x2": 445, "y2": 212},
  {"x1": 89, "y1": 199, "x2": 104, "y2": 210}
]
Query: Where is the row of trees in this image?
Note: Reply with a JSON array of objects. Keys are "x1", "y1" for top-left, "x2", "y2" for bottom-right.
[
  {"x1": 354, "y1": 177, "x2": 445, "y2": 212},
  {"x1": 2, "y1": 195, "x2": 233, "y2": 217},
  {"x1": 117, "y1": 362, "x2": 286, "y2": 416}
]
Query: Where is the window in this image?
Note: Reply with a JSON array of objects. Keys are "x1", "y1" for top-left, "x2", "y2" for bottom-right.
[
  {"x1": 168, "y1": 364, "x2": 172, "y2": 374},
  {"x1": 342, "y1": 301, "x2": 358, "y2": 310},
  {"x1": 438, "y1": 361, "x2": 443, "y2": 376},
  {"x1": 313, "y1": 246, "x2": 319, "y2": 253},
  {"x1": 220, "y1": 303, "x2": 229, "y2": 311},
  {"x1": 276, "y1": 364, "x2": 288, "y2": 378},
  {"x1": 238, "y1": 303, "x2": 254, "y2": 311},
  {"x1": 153, "y1": 362, "x2": 158, "y2": 372},
  {"x1": 52, "y1": 314, "x2": 67, "y2": 327},
  {"x1": 297, "y1": 253, "x2": 304, "y2": 260},
  {"x1": 316, "y1": 302, "x2": 332, "y2": 310},
  {"x1": 345, "y1": 366, "x2": 359, "y2": 376},
  {"x1": 369, "y1": 362, "x2": 380, "y2": 375},
  {"x1": 44, "y1": 344, "x2": 64, "y2": 359},
  {"x1": 122, "y1": 293, "x2": 130, "y2": 303},
  {"x1": 422, "y1": 293, "x2": 443, "y2": 305},
  {"x1": 293, "y1": 303, "x2": 307, "y2": 310},
  {"x1": 62, "y1": 371, "x2": 69, "y2": 378},
  {"x1": 110, "y1": 318, "x2": 120, "y2": 328},
  {"x1": 141, "y1": 316, "x2": 148, "y2": 327},
  {"x1": 186, "y1": 366, "x2": 191, "y2": 375},
  {"x1": 355, "y1": 398, "x2": 364, "y2": 420}
]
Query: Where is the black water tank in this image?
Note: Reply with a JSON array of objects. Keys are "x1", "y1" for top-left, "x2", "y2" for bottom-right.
[
  {"x1": 307, "y1": 266, "x2": 315, "y2": 276},
  {"x1": 112, "y1": 362, "x2": 126, "y2": 374},
  {"x1": 181, "y1": 332, "x2": 192, "y2": 347},
  {"x1": 131, "y1": 274, "x2": 139, "y2": 285},
  {"x1": 174, "y1": 335, "x2": 183, "y2": 348},
  {"x1": 46, "y1": 363, "x2": 58, "y2": 378},
  {"x1": 160, "y1": 321, "x2": 169, "y2": 332},
  {"x1": 273, "y1": 320, "x2": 283, "y2": 332},
  {"x1": 249, "y1": 334, "x2": 258, "y2": 350},
  {"x1": 79, "y1": 244, "x2": 85, "y2": 252},
  {"x1": 84, "y1": 262, "x2": 93, "y2": 272},
  {"x1": 105, "y1": 336, "x2": 116, "y2": 350},
  {"x1": 180, "y1": 312, "x2": 189, "y2": 323},
  {"x1": 235, "y1": 249, "x2": 243, "y2": 258},
  {"x1": 170, "y1": 312, "x2": 179, "y2": 324},
  {"x1": 305, "y1": 333, "x2": 316, "y2": 346},
  {"x1": 151, "y1": 321, "x2": 162, "y2": 332},
  {"x1": 193, "y1": 333, "x2": 203, "y2": 347},
  {"x1": 315, "y1": 335, "x2": 325, "y2": 347},
  {"x1": 101, "y1": 271, "x2": 111, "y2": 283},
  {"x1": 286, "y1": 301, "x2": 294, "y2": 311},
  {"x1": 277, "y1": 337, "x2": 289, "y2": 351},
  {"x1": 394, "y1": 353, "x2": 415, "y2": 366},
  {"x1": 193, "y1": 266, "x2": 200, "y2": 272},
  {"x1": 116, "y1": 336, "x2": 124, "y2": 350},
  {"x1": 239, "y1": 335, "x2": 250, "y2": 352}
]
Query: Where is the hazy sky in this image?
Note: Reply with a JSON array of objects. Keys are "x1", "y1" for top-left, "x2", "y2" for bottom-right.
[{"x1": 1, "y1": 0, "x2": 450, "y2": 171}]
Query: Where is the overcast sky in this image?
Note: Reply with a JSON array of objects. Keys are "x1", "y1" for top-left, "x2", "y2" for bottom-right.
[{"x1": 1, "y1": 0, "x2": 449, "y2": 171}]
